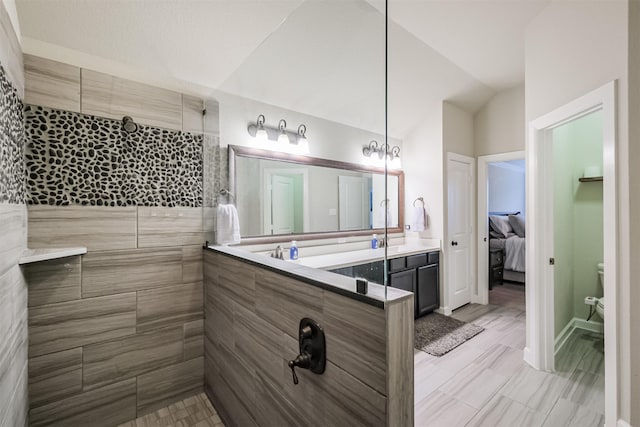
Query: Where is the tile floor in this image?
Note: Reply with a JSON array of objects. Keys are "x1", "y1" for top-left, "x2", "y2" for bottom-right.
[
  {"x1": 117, "y1": 393, "x2": 225, "y2": 427},
  {"x1": 414, "y1": 283, "x2": 605, "y2": 427}
]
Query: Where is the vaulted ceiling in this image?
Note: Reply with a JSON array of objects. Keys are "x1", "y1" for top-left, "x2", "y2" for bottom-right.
[{"x1": 15, "y1": 0, "x2": 549, "y2": 138}]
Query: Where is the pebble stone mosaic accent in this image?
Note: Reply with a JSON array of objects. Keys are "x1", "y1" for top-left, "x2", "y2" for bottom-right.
[
  {"x1": 24, "y1": 105, "x2": 203, "y2": 207},
  {"x1": 0, "y1": 63, "x2": 25, "y2": 204}
]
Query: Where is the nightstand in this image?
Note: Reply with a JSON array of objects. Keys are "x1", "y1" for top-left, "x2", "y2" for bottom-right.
[{"x1": 489, "y1": 248, "x2": 505, "y2": 290}]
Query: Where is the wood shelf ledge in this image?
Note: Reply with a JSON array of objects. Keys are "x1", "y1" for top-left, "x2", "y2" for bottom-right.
[{"x1": 578, "y1": 176, "x2": 603, "y2": 182}]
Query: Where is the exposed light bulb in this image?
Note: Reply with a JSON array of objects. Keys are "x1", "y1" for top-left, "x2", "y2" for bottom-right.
[{"x1": 256, "y1": 128, "x2": 268, "y2": 142}]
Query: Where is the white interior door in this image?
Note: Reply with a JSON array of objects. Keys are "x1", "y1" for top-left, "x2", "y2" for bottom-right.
[
  {"x1": 270, "y1": 174, "x2": 295, "y2": 235},
  {"x1": 447, "y1": 154, "x2": 474, "y2": 311},
  {"x1": 338, "y1": 176, "x2": 367, "y2": 230}
]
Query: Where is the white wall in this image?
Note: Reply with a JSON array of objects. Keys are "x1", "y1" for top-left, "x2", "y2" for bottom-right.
[
  {"x1": 525, "y1": 2, "x2": 631, "y2": 423},
  {"x1": 474, "y1": 85, "x2": 525, "y2": 156},
  {"x1": 217, "y1": 92, "x2": 401, "y2": 165},
  {"x1": 402, "y1": 103, "x2": 443, "y2": 240},
  {"x1": 488, "y1": 162, "x2": 525, "y2": 215}
]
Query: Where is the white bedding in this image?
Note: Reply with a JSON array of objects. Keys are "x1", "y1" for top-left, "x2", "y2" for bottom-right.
[{"x1": 504, "y1": 235, "x2": 526, "y2": 272}]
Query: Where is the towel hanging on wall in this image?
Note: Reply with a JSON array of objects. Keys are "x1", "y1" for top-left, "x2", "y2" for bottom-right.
[{"x1": 216, "y1": 204, "x2": 241, "y2": 245}]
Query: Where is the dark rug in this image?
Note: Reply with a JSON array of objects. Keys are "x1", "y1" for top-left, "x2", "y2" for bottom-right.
[{"x1": 415, "y1": 312, "x2": 484, "y2": 357}]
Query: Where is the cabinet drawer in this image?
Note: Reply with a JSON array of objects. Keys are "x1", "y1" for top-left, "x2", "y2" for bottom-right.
[
  {"x1": 490, "y1": 250, "x2": 504, "y2": 267},
  {"x1": 388, "y1": 257, "x2": 406, "y2": 272},
  {"x1": 407, "y1": 253, "x2": 428, "y2": 268},
  {"x1": 427, "y1": 251, "x2": 439, "y2": 265}
]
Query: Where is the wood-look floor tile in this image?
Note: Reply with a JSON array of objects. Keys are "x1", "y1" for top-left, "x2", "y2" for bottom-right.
[
  {"x1": 439, "y1": 363, "x2": 509, "y2": 410},
  {"x1": 560, "y1": 369, "x2": 605, "y2": 414},
  {"x1": 465, "y1": 394, "x2": 546, "y2": 427},
  {"x1": 414, "y1": 390, "x2": 477, "y2": 427},
  {"x1": 499, "y1": 365, "x2": 569, "y2": 416},
  {"x1": 542, "y1": 398, "x2": 604, "y2": 427}
]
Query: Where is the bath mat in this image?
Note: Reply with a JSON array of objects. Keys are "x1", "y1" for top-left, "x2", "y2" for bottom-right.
[{"x1": 415, "y1": 312, "x2": 484, "y2": 357}]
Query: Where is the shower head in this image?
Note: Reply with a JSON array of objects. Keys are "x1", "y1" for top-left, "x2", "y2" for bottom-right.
[{"x1": 122, "y1": 116, "x2": 138, "y2": 134}]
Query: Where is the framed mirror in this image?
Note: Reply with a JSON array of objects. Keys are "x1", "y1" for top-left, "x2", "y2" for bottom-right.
[{"x1": 228, "y1": 145, "x2": 404, "y2": 242}]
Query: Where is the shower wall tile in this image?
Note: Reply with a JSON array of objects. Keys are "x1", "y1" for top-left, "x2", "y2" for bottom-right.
[
  {"x1": 81, "y1": 247, "x2": 182, "y2": 297},
  {"x1": 27, "y1": 205, "x2": 138, "y2": 251},
  {"x1": 28, "y1": 292, "x2": 137, "y2": 357},
  {"x1": 182, "y1": 94, "x2": 204, "y2": 134},
  {"x1": 0, "y1": 3, "x2": 23, "y2": 97},
  {"x1": 29, "y1": 378, "x2": 137, "y2": 427},
  {"x1": 24, "y1": 54, "x2": 80, "y2": 112},
  {"x1": 0, "y1": 204, "x2": 26, "y2": 277},
  {"x1": 25, "y1": 256, "x2": 81, "y2": 307},
  {"x1": 137, "y1": 207, "x2": 204, "y2": 248},
  {"x1": 28, "y1": 347, "x2": 83, "y2": 408},
  {"x1": 81, "y1": 69, "x2": 183, "y2": 130},
  {"x1": 183, "y1": 319, "x2": 204, "y2": 361},
  {"x1": 82, "y1": 326, "x2": 184, "y2": 391},
  {"x1": 136, "y1": 356, "x2": 204, "y2": 416},
  {"x1": 182, "y1": 245, "x2": 204, "y2": 283},
  {"x1": 136, "y1": 281, "x2": 203, "y2": 332}
]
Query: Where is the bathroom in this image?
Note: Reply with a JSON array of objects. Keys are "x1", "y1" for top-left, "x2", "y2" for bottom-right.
[{"x1": 0, "y1": 1, "x2": 637, "y2": 427}]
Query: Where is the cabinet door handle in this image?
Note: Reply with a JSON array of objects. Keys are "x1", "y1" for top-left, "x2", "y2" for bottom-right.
[{"x1": 451, "y1": 241, "x2": 458, "y2": 246}]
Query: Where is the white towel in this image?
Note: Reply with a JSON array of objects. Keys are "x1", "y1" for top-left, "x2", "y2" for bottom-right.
[
  {"x1": 413, "y1": 206, "x2": 426, "y2": 231},
  {"x1": 216, "y1": 204, "x2": 241, "y2": 245}
]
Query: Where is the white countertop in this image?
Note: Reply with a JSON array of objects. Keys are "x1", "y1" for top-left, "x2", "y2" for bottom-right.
[
  {"x1": 287, "y1": 243, "x2": 440, "y2": 270},
  {"x1": 19, "y1": 247, "x2": 87, "y2": 265}
]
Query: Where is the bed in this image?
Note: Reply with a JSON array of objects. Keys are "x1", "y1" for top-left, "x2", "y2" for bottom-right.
[{"x1": 489, "y1": 212, "x2": 526, "y2": 284}]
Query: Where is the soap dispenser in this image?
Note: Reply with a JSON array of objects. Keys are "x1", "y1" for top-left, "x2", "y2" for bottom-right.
[
  {"x1": 290, "y1": 241, "x2": 299, "y2": 260},
  {"x1": 372, "y1": 234, "x2": 379, "y2": 249}
]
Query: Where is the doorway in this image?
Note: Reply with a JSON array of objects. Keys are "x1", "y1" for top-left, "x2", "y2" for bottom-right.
[
  {"x1": 477, "y1": 151, "x2": 526, "y2": 306},
  {"x1": 527, "y1": 82, "x2": 616, "y2": 425},
  {"x1": 263, "y1": 168, "x2": 310, "y2": 235}
]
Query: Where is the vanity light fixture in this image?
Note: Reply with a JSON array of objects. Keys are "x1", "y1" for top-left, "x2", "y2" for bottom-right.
[
  {"x1": 277, "y1": 119, "x2": 290, "y2": 146},
  {"x1": 362, "y1": 140, "x2": 401, "y2": 168},
  {"x1": 295, "y1": 124, "x2": 310, "y2": 154},
  {"x1": 255, "y1": 114, "x2": 268, "y2": 142}
]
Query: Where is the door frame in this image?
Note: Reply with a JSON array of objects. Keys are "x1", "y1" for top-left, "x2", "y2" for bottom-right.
[
  {"x1": 526, "y1": 81, "x2": 617, "y2": 424},
  {"x1": 442, "y1": 152, "x2": 475, "y2": 315},
  {"x1": 262, "y1": 168, "x2": 310, "y2": 234},
  {"x1": 476, "y1": 151, "x2": 525, "y2": 305}
]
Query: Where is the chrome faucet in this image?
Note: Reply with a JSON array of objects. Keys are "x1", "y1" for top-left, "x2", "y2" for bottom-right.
[
  {"x1": 271, "y1": 245, "x2": 284, "y2": 260},
  {"x1": 378, "y1": 237, "x2": 386, "y2": 248}
]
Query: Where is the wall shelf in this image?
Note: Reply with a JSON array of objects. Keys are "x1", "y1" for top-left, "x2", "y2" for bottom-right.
[{"x1": 578, "y1": 176, "x2": 603, "y2": 183}]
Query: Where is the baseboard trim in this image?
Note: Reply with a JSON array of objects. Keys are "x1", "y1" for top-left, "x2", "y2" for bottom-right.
[
  {"x1": 616, "y1": 419, "x2": 631, "y2": 427},
  {"x1": 523, "y1": 346, "x2": 537, "y2": 369},
  {"x1": 435, "y1": 306, "x2": 452, "y2": 316},
  {"x1": 554, "y1": 321, "x2": 576, "y2": 356},
  {"x1": 555, "y1": 317, "x2": 604, "y2": 355}
]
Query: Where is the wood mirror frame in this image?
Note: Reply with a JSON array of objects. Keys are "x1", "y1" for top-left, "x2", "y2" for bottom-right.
[{"x1": 228, "y1": 144, "x2": 405, "y2": 244}]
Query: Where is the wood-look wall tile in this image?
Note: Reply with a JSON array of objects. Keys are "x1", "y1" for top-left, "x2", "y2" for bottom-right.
[
  {"x1": 254, "y1": 373, "x2": 309, "y2": 427},
  {"x1": 137, "y1": 282, "x2": 203, "y2": 332},
  {"x1": 0, "y1": 204, "x2": 26, "y2": 278},
  {"x1": 184, "y1": 319, "x2": 204, "y2": 361},
  {"x1": 0, "y1": 2, "x2": 24, "y2": 97},
  {"x1": 82, "y1": 247, "x2": 183, "y2": 298},
  {"x1": 137, "y1": 207, "x2": 204, "y2": 248},
  {"x1": 81, "y1": 69, "x2": 183, "y2": 131},
  {"x1": 25, "y1": 255, "x2": 81, "y2": 307},
  {"x1": 28, "y1": 347, "x2": 82, "y2": 408},
  {"x1": 203, "y1": 251, "x2": 218, "y2": 285},
  {"x1": 233, "y1": 303, "x2": 283, "y2": 385},
  {"x1": 29, "y1": 378, "x2": 137, "y2": 427},
  {"x1": 29, "y1": 293, "x2": 137, "y2": 357},
  {"x1": 137, "y1": 357, "x2": 204, "y2": 416},
  {"x1": 182, "y1": 245, "x2": 203, "y2": 283},
  {"x1": 386, "y1": 297, "x2": 414, "y2": 427},
  {"x1": 322, "y1": 291, "x2": 387, "y2": 394},
  {"x1": 27, "y1": 205, "x2": 137, "y2": 252},
  {"x1": 255, "y1": 269, "x2": 323, "y2": 339},
  {"x1": 217, "y1": 254, "x2": 256, "y2": 312},
  {"x1": 203, "y1": 99, "x2": 220, "y2": 136},
  {"x1": 209, "y1": 374, "x2": 258, "y2": 427},
  {"x1": 83, "y1": 326, "x2": 184, "y2": 391},
  {"x1": 24, "y1": 54, "x2": 80, "y2": 112},
  {"x1": 205, "y1": 286, "x2": 235, "y2": 352},
  {"x1": 182, "y1": 95, "x2": 204, "y2": 134},
  {"x1": 216, "y1": 343, "x2": 257, "y2": 420}
]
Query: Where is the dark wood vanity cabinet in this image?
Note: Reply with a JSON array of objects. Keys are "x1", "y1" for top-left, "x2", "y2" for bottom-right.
[{"x1": 330, "y1": 251, "x2": 440, "y2": 318}]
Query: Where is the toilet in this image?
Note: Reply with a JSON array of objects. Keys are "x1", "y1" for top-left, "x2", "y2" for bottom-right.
[{"x1": 596, "y1": 262, "x2": 605, "y2": 320}]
